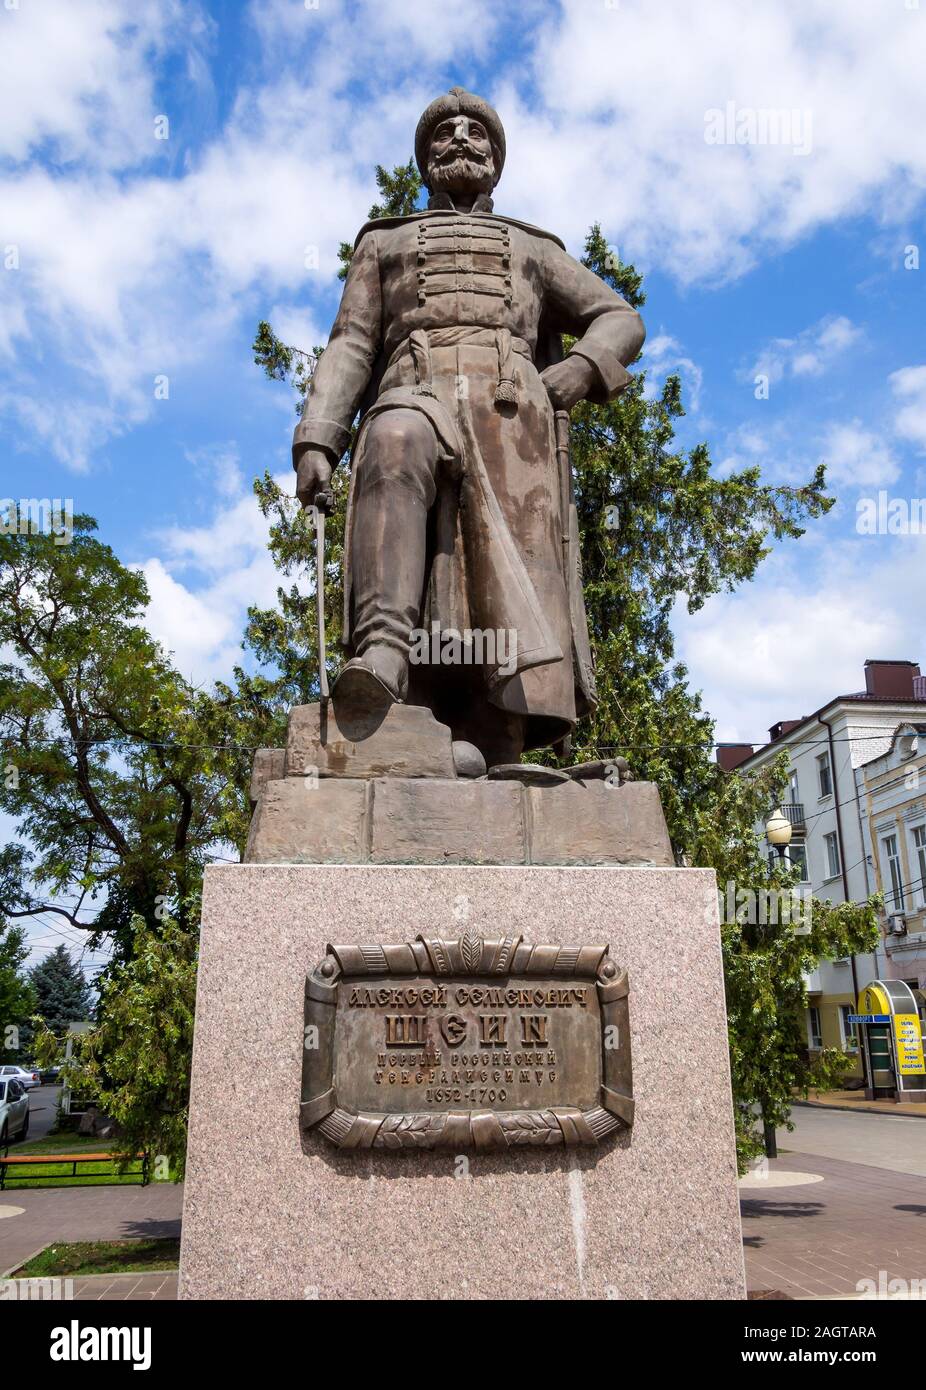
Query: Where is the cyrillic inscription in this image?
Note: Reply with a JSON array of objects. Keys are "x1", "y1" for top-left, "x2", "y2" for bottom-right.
[{"x1": 301, "y1": 933, "x2": 634, "y2": 1150}]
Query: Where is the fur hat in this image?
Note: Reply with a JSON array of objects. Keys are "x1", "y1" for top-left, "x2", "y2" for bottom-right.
[{"x1": 415, "y1": 87, "x2": 506, "y2": 189}]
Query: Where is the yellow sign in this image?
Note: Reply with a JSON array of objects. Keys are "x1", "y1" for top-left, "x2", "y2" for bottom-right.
[
  {"x1": 893, "y1": 1014, "x2": 926, "y2": 1076},
  {"x1": 858, "y1": 984, "x2": 891, "y2": 1016}
]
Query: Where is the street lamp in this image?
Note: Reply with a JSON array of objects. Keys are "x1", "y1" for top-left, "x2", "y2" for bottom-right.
[
  {"x1": 766, "y1": 807, "x2": 793, "y2": 861},
  {"x1": 762, "y1": 808, "x2": 794, "y2": 1161}
]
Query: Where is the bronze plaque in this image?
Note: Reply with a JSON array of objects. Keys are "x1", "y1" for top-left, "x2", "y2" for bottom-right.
[{"x1": 301, "y1": 932, "x2": 633, "y2": 1150}]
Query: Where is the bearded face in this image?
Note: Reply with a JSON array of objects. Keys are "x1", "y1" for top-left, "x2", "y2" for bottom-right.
[{"x1": 426, "y1": 115, "x2": 497, "y2": 200}]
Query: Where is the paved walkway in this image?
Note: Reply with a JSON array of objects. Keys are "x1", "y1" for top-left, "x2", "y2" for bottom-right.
[
  {"x1": 2, "y1": 1146, "x2": 924, "y2": 1301},
  {"x1": 781, "y1": 1103, "x2": 926, "y2": 1178},
  {"x1": 5, "y1": 1272, "x2": 179, "y2": 1300},
  {"x1": 800, "y1": 1092, "x2": 926, "y2": 1118},
  {"x1": 0, "y1": 1182, "x2": 183, "y2": 1277},
  {"x1": 741, "y1": 1151, "x2": 926, "y2": 1298}
]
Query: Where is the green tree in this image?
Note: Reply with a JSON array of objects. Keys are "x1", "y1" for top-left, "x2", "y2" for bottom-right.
[
  {"x1": 34, "y1": 919, "x2": 196, "y2": 1175},
  {"x1": 0, "y1": 515, "x2": 255, "y2": 1166},
  {"x1": 0, "y1": 921, "x2": 35, "y2": 1062},
  {"x1": 0, "y1": 516, "x2": 253, "y2": 959},
  {"x1": 687, "y1": 751, "x2": 878, "y2": 1167},
  {"x1": 563, "y1": 226, "x2": 832, "y2": 842},
  {"x1": 565, "y1": 228, "x2": 878, "y2": 1163},
  {"x1": 29, "y1": 943, "x2": 92, "y2": 1036}
]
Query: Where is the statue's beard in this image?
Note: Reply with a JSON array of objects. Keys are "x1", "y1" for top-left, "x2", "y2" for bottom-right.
[{"x1": 427, "y1": 152, "x2": 495, "y2": 200}]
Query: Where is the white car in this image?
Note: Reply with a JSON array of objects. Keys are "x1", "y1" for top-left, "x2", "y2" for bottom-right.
[
  {"x1": 0, "y1": 1065, "x2": 40, "y2": 1091},
  {"x1": 0, "y1": 1078, "x2": 29, "y2": 1146}
]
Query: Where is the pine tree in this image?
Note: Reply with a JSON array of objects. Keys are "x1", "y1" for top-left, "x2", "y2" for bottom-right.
[{"x1": 30, "y1": 943, "x2": 92, "y2": 1036}]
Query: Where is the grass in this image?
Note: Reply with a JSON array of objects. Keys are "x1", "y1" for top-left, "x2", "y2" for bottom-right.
[
  {"x1": 1, "y1": 1132, "x2": 145, "y2": 1188},
  {"x1": 12, "y1": 1239, "x2": 180, "y2": 1279},
  {"x1": 13, "y1": 1132, "x2": 113, "y2": 1155}
]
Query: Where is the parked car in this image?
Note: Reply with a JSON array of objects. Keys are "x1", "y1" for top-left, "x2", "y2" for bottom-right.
[
  {"x1": 0, "y1": 1079, "x2": 29, "y2": 1146},
  {"x1": 0, "y1": 1065, "x2": 40, "y2": 1090},
  {"x1": 40, "y1": 1065, "x2": 62, "y2": 1084}
]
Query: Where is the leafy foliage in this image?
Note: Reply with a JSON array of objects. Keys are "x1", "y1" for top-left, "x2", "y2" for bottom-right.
[
  {"x1": 806, "y1": 1045, "x2": 859, "y2": 1094},
  {"x1": 688, "y1": 752, "x2": 878, "y2": 1167},
  {"x1": 564, "y1": 225, "x2": 833, "y2": 854},
  {"x1": 0, "y1": 517, "x2": 252, "y2": 958},
  {"x1": 0, "y1": 921, "x2": 35, "y2": 1062},
  {"x1": 35, "y1": 919, "x2": 196, "y2": 1176}
]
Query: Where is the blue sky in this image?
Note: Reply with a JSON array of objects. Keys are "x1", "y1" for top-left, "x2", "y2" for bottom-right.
[{"x1": 2, "y1": 0, "x2": 925, "y2": 966}]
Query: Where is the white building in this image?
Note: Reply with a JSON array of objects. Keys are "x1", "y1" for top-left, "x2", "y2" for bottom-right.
[
  {"x1": 718, "y1": 659, "x2": 926, "y2": 1072},
  {"x1": 856, "y1": 721, "x2": 926, "y2": 994}
]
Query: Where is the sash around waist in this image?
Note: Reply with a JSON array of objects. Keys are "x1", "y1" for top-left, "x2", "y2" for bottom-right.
[{"x1": 385, "y1": 326, "x2": 532, "y2": 376}]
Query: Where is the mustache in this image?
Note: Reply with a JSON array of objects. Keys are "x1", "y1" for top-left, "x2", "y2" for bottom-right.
[{"x1": 432, "y1": 142, "x2": 490, "y2": 166}]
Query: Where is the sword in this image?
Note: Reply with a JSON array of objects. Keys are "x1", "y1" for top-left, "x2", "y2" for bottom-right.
[
  {"x1": 313, "y1": 493, "x2": 332, "y2": 701},
  {"x1": 554, "y1": 409, "x2": 573, "y2": 760},
  {"x1": 555, "y1": 409, "x2": 572, "y2": 579}
]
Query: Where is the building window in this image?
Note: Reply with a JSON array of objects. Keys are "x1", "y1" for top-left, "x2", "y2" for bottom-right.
[
  {"x1": 883, "y1": 833, "x2": 905, "y2": 911},
  {"x1": 912, "y1": 825, "x2": 926, "y2": 907},
  {"x1": 839, "y1": 1006, "x2": 858, "y2": 1051},
  {"x1": 824, "y1": 831, "x2": 841, "y2": 880},
  {"x1": 808, "y1": 1006, "x2": 823, "y2": 1050},
  {"x1": 788, "y1": 840, "x2": 809, "y2": 881},
  {"x1": 817, "y1": 751, "x2": 832, "y2": 798}
]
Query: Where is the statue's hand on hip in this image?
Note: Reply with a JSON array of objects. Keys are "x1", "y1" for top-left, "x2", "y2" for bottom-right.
[
  {"x1": 295, "y1": 448, "x2": 334, "y2": 511},
  {"x1": 539, "y1": 354, "x2": 597, "y2": 412}
]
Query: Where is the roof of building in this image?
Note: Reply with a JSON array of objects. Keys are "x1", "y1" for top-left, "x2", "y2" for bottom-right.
[{"x1": 736, "y1": 694, "x2": 926, "y2": 770}]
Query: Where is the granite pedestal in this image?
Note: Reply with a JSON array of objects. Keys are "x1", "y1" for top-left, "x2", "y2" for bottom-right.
[{"x1": 179, "y1": 863, "x2": 745, "y2": 1300}]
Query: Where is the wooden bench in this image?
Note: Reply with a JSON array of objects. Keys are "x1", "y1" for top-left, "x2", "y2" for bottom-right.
[{"x1": 0, "y1": 1151, "x2": 149, "y2": 1189}]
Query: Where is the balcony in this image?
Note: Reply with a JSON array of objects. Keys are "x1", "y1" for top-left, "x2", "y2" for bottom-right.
[{"x1": 781, "y1": 802, "x2": 806, "y2": 831}]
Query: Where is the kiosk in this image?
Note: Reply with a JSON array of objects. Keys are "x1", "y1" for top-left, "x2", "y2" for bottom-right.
[{"x1": 851, "y1": 980, "x2": 926, "y2": 1103}]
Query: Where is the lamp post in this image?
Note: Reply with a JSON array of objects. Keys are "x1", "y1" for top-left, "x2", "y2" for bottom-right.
[
  {"x1": 760, "y1": 807, "x2": 793, "y2": 1158},
  {"x1": 766, "y1": 807, "x2": 793, "y2": 861}
]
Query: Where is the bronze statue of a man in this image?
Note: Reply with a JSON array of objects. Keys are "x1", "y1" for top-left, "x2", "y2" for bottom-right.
[{"x1": 294, "y1": 87, "x2": 644, "y2": 767}]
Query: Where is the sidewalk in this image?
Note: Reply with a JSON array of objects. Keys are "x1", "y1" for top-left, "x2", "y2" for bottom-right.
[
  {"x1": 5, "y1": 1272, "x2": 179, "y2": 1300},
  {"x1": 0, "y1": 1182, "x2": 183, "y2": 1278},
  {"x1": 4, "y1": 1156, "x2": 925, "y2": 1301},
  {"x1": 741, "y1": 1151, "x2": 926, "y2": 1298},
  {"x1": 798, "y1": 1091, "x2": 926, "y2": 1118}
]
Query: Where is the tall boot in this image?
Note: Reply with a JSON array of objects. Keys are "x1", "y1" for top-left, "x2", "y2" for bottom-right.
[{"x1": 333, "y1": 427, "x2": 435, "y2": 723}]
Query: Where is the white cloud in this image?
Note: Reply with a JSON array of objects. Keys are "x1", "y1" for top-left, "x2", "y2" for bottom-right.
[
  {"x1": 643, "y1": 334, "x2": 703, "y2": 410},
  {"x1": 136, "y1": 469, "x2": 303, "y2": 686},
  {"x1": 3, "y1": 0, "x2": 926, "y2": 475},
  {"x1": 745, "y1": 315, "x2": 862, "y2": 387},
  {"x1": 890, "y1": 365, "x2": 926, "y2": 452},
  {"x1": 820, "y1": 420, "x2": 900, "y2": 490},
  {"x1": 184, "y1": 443, "x2": 245, "y2": 501},
  {"x1": 504, "y1": 0, "x2": 926, "y2": 280},
  {"x1": 676, "y1": 536, "x2": 925, "y2": 744},
  {"x1": 0, "y1": 0, "x2": 194, "y2": 169}
]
